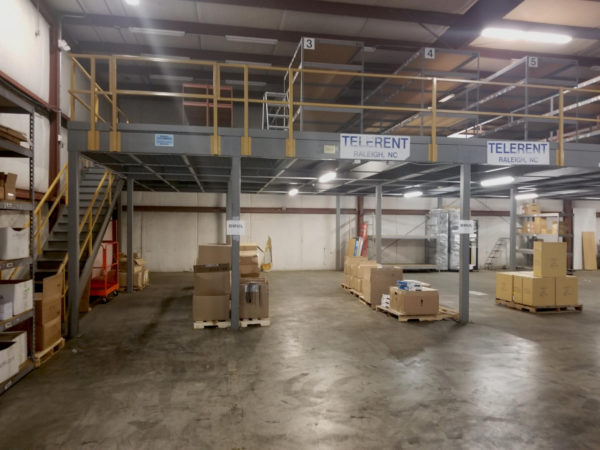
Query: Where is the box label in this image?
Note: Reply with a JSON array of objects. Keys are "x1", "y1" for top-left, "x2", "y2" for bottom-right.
[
  {"x1": 154, "y1": 134, "x2": 174, "y2": 147},
  {"x1": 340, "y1": 134, "x2": 410, "y2": 161},
  {"x1": 226, "y1": 220, "x2": 245, "y2": 236},
  {"x1": 487, "y1": 140, "x2": 549, "y2": 165}
]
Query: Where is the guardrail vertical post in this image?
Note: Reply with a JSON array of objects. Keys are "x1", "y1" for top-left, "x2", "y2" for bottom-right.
[
  {"x1": 70, "y1": 57, "x2": 75, "y2": 121},
  {"x1": 87, "y1": 57, "x2": 99, "y2": 150},
  {"x1": 286, "y1": 68, "x2": 296, "y2": 157},
  {"x1": 210, "y1": 63, "x2": 221, "y2": 155},
  {"x1": 241, "y1": 65, "x2": 252, "y2": 156},
  {"x1": 429, "y1": 77, "x2": 438, "y2": 162},
  {"x1": 558, "y1": 88, "x2": 565, "y2": 166},
  {"x1": 109, "y1": 56, "x2": 121, "y2": 152},
  {"x1": 67, "y1": 149, "x2": 80, "y2": 338}
]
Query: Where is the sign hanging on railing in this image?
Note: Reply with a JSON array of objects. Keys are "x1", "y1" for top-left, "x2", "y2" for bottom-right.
[
  {"x1": 487, "y1": 140, "x2": 550, "y2": 165},
  {"x1": 339, "y1": 133, "x2": 411, "y2": 161}
]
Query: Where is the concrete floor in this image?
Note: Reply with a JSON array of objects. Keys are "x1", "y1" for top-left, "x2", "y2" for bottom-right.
[{"x1": 0, "y1": 270, "x2": 599, "y2": 449}]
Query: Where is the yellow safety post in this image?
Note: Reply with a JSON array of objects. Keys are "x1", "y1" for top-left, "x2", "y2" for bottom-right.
[
  {"x1": 429, "y1": 77, "x2": 438, "y2": 162},
  {"x1": 109, "y1": 56, "x2": 121, "y2": 152},
  {"x1": 70, "y1": 58, "x2": 75, "y2": 121},
  {"x1": 210, "y1": 63, "x2": 221, "y2": 155},
  {"x1": 285, "y1": 68, "x2": 296, "y2": 157},
  {"x1": 557, "y1": 88, "x2": 565, "y2": 166},
  {"x1": 241, "y1": 65, "x2": 252, "y2": 156},
  {"x1": 87, "y1": 57, "x2": 100, "y2": 150}
]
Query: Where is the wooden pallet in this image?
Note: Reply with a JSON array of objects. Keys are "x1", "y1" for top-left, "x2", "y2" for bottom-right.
[
  {"x1": 376, "y1": 305, "x2": 459, "y2": 322},
  {"x1": 495, "y1": 299, "x2": 583, "y2": 314},
  {"x1": 341, "y1": 284, "x2": 372, "y2": 307},
  {"x1": 34, "y1": 338, "x2": 65, "y2": 368},
  {"x1": 193, "y1": 320, "x2": 231, "y2": 329},
  {"x1": 240, "y1": 318, "x2": 270, "y2": 328},
  {"x1": 0, "y1": 125, "x2": 27, "y2": 145}
]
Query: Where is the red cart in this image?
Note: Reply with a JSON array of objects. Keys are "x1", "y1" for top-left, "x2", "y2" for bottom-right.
[{"x1": 90, "y1": 240, "x2": 119, "y2": 303}]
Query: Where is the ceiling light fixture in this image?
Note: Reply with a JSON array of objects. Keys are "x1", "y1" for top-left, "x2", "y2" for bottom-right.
[
  {"x1": 439, "y1": 94, "x2": 455, "y2": 103},
  {"x1": 149, "y1": 74, "x2": 194, "y2": 82},
  {"x1": 129, "y1": 27, "x2": 185, "y2": 37},
  {"x1": 141, "y1": 53, "x2": 190, "y2": 60},
  {"x1": 403, "y1": 190, "x2": 423, "y2": 198},
  {"x1": 481, "y1": 27, "x2": 572, "y2": 44},
  {"x1": 125, "y1": 0, "x2": 140, "y2": 5},
  {"x1": 57, "y1": 39, "x2": 71, "y2": 52},
  {"x1": 448, "y1": 131, "x2": 473, "y2": 139},
  {"x1": 288, "y1": 188, "x2": 299, "y2": 196},
  {"x1": 318, "y1": 171, "x2": 337, "y2": 183},
  {"x1": 225, "y1": 60, "x2": 272, "y2": 67},
  {"x1": 515, "y1": 192, "x2": 539, "y2": 200},
  {"x1": 481, "y1": 175, "x2": 515, "y2": 187},
  {"x1": 225, "y1": 35, "x2": 278, "y2": 45}
]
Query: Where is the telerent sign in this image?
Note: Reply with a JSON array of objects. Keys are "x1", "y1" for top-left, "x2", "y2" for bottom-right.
[
  {"x1": 340, "y1": 133, "x2": 410, "y2": 161},
  {"x1": 487, "y1": 140, "x2": 550, "y2": 165}
]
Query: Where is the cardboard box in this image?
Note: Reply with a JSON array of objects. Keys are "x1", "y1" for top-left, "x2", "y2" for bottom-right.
[
  {"x1": 533, "y1": 241, "x2": 567, "y2": 277},
  {"x1": 0, "y1": 331, "x2": 27, "y2": 368},
  {"x1": 240, "y1": 264, "x2": 260, "y2": 277},
  {"x1": 389, "y1": 287, "x2": 439, "y2": 315},
  {"x1": 0, "y1": 227, "x2": 29, "y2": 260},
  {"x1": 194, "y1": 271, "x2": 231, "y2": 296},
  {"x1": 555, "y1": 276, "x2": 578, "y2": 306},
  {"x1": 346, "y1": 238, "x2": 357, "y2": 257},
  {"x1": 196, "y1": 244, "x2": 232, "y2": 266},
  {"x1": 522, "y1": 275, "x2": 555, "y2": 307},
  {"x1": 2, "y1": 173, "x2": 17, "y2": 201},
  {"x1": 240, "y1": 250, "x2": 259, "y2": 266},
  {"x1": 582, "y1": 232, "x2": 598, "y2": 270},
  {"x1": 193, "y1": 295, "x2": 229, "y2": 321},
  {"x1": 363, "y1": 266, "x2": 403, "y2": 308},
  {"x1": 344, "y1": 274, "x2": 352, "y2": 287},
  {"x1": 0, "y1": 290, "x2": 12, "y2": 321},
  {"x1": 496, "y1": 272, "x2": 517, "y2": 301},
  {"x1": 0, "y1": 279, "x2": 33, "y2": 316},
  {"x1": 35, "y1": 316, "x2": 61, "y2": 351},
  {"x1": 0, "y1": 341, "x2": 18, "y2": 384},
  {"x1": 344, "y1": 255, "x2": 366, "y2": 274},
  {"x1": 513, "y1": 274, "x2": 526, "y2": 304},
  {"x1": 240, "y1": 243, "x2": 258, "y2": 251},
  {"x1": 239, "y1": 278, "x2": 269, "y2": 319},
  {"x1": 119, "y1": 266, "x2": 146, "y2": 290},
  {"x1": 34, "y1": 292, "x2": 61, "y2": 325},
  {"x1": 523, "y1": 203, "x2": 541, "y2": 215},
  {"x1": 358, "y1": 261, "x2": 379, "y2": 280},
  {"x1": 534, "y1": 217, "x2": 546, "y2": 235}
]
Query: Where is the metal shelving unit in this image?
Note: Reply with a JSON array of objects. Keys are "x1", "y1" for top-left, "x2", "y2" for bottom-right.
[
  {"x1": 0, "y1": 80, "x2": 36, "y2": 395},
  {"x1": 516, "y1": 211, "x2": 571, "y2": 269}
]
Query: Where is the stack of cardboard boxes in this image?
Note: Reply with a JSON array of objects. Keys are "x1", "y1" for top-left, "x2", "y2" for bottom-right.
[
  {"x1": 0, "y1": 172, "x2": 17, "y2": 201},
  {"x1": 519, "y1": 203, "x2": 566, "y2": 235},
  {"x1": 496, "y1": 242, "x2": 578, "y2": 307},
  {"x1": 388, "y1": 285, "x2": 440, "y2": 316},
  {"x1": 343, "y1": 256, "x2": 404, "y2": 309},
  {"x1": 0, "y1": 329, "x2": 27, "y2": 384},
  {"x1": 193, "y1": 244, "x2": 231, "y2": 323},
  {"x1": 118, "y1": 252, "x2": 149, "y2": 290},
  {"x1": 239, "y1": 243, "x2": 268, "y2": 320},
  {"x1": 34, "y1": 273, "x2": 63, "y2": 351},
  {"x1": 0, "y1": 279, "x2": 33, "y2": 321}
]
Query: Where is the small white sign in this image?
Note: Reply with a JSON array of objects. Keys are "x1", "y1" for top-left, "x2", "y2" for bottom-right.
[
  {"x1": 340, "y1": 133, "x2": 410, "y2": 161},
  {"x1": 226, "y1": 220, "x2": 245, "y2": 236},
  {"x1": 424, "y1": 47, "x2": 436, "y2": 59},
  {"x1": 459, "y1": 220, "x2": 475, "y2": 235},
  {"x1": 303, "y1": 37, "x2": 316, "y2": 50},
  {"x1": 528, "y1": 56, "x2": 538, "y2": 68},
  {"x1": 487, "y1": 140, "x2": 550, "y2": 165}
]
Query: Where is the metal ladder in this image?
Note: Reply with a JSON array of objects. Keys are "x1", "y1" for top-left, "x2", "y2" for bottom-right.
[
  {"x1": 262, "y1": 91, "x2": 289, "y2": 130},
  {"x1": 484, "y1": 237, "x2": 509, "y2": 270}
]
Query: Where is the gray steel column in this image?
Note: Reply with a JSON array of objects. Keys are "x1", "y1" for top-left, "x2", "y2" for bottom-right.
[
  {"x1": 459, "y1": 164, "x2": 471, "y2": 324},
  {"x1": 126, "y1": 177, "x2": 134, "y2": 293},
  {"x1": 509, "y1": 187, "x2": 517, "y2": 270},
  {"x1": 336, "y1": 195, "x2": 341, "y2": 270},
  {"x1": 116, "y1": 194, "x2": 123, "y2": 252},
  {"x1": 67, "y1": 149, "x2": 80, "y2": 338},
  {"x1": 375, "y1": 184, "x2": 382, "y2": 263},
  {"x1": 230, "y1": 157, "x2": 241, "y2": 329},
  {"x1": 437, "y1": 197, "x2": 443, "y2": 209}
]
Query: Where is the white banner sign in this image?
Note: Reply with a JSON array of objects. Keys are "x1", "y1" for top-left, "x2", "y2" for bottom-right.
[
  {"x1": 340, "y1": 134, "x2": 410, "y2": 161},
  {"x1": 459, "y1": 220, "x2": 476, "y2": 235},
  {"x1": 487, "y1": 140, "x2": 550, "y2": 165},
  {"x1": 226, "y1": 220, "x2": 245, "y2": 236}
]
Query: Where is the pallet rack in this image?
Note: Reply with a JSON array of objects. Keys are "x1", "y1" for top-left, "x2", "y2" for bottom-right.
[
  {"x1": 0, "y1": 81, "x2": 35, "y2": 394},
  {"x1": 516, "y1": 212, "x2": 571, "y2": 269}
]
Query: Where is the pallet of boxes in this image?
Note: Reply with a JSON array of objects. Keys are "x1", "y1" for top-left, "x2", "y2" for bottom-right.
[
  {"x1": 496, "y1": 242, "x2": 581, "y2": 313},
  {"x1": 118, "y1": 253, "x2": 149, "y2": 291},
  {"x1": 193, "y1": 244, "x2": 232, "y2": 329},
  {"x1": 33, "y1": 273, "x2": 65, "y2": 367},
  {"x1": 239, "y1": 243, "x2": 270, "y2": 327}
]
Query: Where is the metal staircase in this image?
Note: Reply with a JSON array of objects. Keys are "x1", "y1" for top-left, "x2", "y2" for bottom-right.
[
  {"x1": 262, "y1": 91, "x2": 289, "y2": 130},
  {"x1": 484, "y1": 237, "x2": 509, "y2": 270}
]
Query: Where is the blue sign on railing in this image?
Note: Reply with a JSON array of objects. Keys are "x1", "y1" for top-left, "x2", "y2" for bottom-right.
[{"x1": 154, "y1": 134, "x2": 174, "y2": 147}]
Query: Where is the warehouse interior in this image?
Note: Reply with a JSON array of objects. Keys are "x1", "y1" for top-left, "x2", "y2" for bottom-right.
[{"x1": 1, "y1": 0, "x2": 600, "y2": 447}]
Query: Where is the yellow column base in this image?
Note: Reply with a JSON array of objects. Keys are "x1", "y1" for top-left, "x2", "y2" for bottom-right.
[
  {"x1": 285, "y1": 138, "x2": 296, "y2": 158},
  {"x1": 87, "y1": 130, "x2": 100, "y2": 151},
  {"x1": 428, "y1": 143, "x2": 438, "y2": 162},
  {"x1": 241, "y1": 136, "x2": 252, "y2": 156},
  {"x1": 210, "y1": 135, "x2": 221, "y2": 156},
  {"x1": 109, "y1": 131, "x2": 121, "y2": 152}
]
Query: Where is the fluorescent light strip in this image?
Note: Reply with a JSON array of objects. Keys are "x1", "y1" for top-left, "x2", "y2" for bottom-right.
[
  {"x1": 318, "y1": 171, "x2": 337, "y2": 183},
  {"x1": 481, "y1": 27, "x2": 572, "y2": 44},
  {"x1": 226, "y1": 35, "x2": 278, "y2": 45},
  {"x1": 403, "y1": 190, "x2": 423, "y2": 199},
  {"x1": 129, "y1": 27, "x2": 185, "y2": 37},
  {"x1": 125, "y1": 0, "x2": 140, "y2": 5},
  {"x1": 515, "y1": 192, "x2": 538, "y2": 200},
  {"x1": 439, "y1": 93, "x2": 455, "y2": 103},
  {"x1": 141, "y1": 53, "x2": 190, "y2": 60},
  {"x1": 288, "y1": 188, "x2": 299, "y2": 196},
  {"x1": 480, "y1": 175, "x2": 515, "y2": 187},
  {"x1": 149, "y1": 74, "x2": 193, "y2": 82}
]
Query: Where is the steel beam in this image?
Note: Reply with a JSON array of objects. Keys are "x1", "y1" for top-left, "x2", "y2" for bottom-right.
[
  {"x1": 67, "y1": 149, "x2": 80, "y2": 338},
  {"x1": 509, "y1": 187, "x2": 517, "y2": 270},
  {"x1": 127, "y1": 177, "x2": 134, "y2": 294},
  {"x1": 230, "y1": 157, "x2": 241, "y2": 330},
  {"x1": 459, "y1": 164, "x2": 471, "y2": 324},
  {"x1": 336, "y1": 195, "x2": 341, "y2": 270},
  {"x1": 117, "y1": 194, "x2": 123, "y2": 254},
  {"x1": 375, "y1": 184, "x2": 382, "y2": 264}
]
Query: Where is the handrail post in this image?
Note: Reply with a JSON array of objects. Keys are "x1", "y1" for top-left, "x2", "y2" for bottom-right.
[
  {"x1": 109, "y1": 56, "x2": 121, "y2": 152},
  {"x1": 87, "y1": 57, "x2": 99, "y2": 150},
  {"x1": 558, "y1": 88, "x2": 565, "y2": 166},
  {"x1": 241, "y1": 65, "x2": 252, "y2": 156},
  {"x1": 36, "y1": 210, "x2": 42, "y2": 256},
  {"x1": 70, "y1": 57, "x2": 75, "y2": 121},
  {"x1": 429, "y1": 77, "x2": 438, "y2": 162},
  {"x1": 285, "y1": 68, "x2": 296, "y2": 157},
  {"x1": 210, "y1": 63, "x2": 221, "y2": 155}
]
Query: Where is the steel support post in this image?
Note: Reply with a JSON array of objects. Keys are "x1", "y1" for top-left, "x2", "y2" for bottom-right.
[
  {"x1": 67, "y1": 149, "x2": 80, "y2": 338},
  {"x1": 376, "y1": 184, "x2": 382, "y2": 263},
  {"x1": 509, "y1": 187, "x2": 517, "y2": 270},
  {"x1": 230, "y1": 157, "x2": 241, "y2": 330},
  {"x1": 116, "y1": 194, "x2": 123, "y2": 252},
  {"x1": 336, "y1": 195, "x2": 341, "y2": 270},
  {"x1": 459, "y1": 164, "x2": 471, "y2": 324},
  {"x1": 127, "y1": 177, "x2": 134, "y2": 293},
  {"x1": 437, "y1": 197, "x2": 443, "y2": 209}
]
